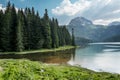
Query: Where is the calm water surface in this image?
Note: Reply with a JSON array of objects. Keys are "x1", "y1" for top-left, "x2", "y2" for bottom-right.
[
  {"x1": 0, "y1": 42, "x2": 120, "y2": 74},
  {"x1": 68, "y1": 42, "x2": 120, "y2": 74}
]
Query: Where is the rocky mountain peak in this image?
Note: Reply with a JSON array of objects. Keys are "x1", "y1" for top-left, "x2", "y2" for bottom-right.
[{"x1": 69, "y1": 17, "x2": 93, "y2": 26}]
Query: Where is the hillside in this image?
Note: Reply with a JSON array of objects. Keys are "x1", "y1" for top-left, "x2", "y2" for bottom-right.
[
  {"x1": 67, "y1": 17, "x2": 120, "y2": 42},
  {"x1": 104, "y1": 35, "x2": 120, "y2": 42}
]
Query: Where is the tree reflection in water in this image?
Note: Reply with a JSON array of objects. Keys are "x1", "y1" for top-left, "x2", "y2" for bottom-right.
[{"x1": 0, "y1": 49, "x2": 75, "y2": 64}]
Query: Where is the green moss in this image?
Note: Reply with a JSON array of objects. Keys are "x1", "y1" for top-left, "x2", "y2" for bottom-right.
[{"x1": 0, "y1": 59, "x2": 119, "y2": 80}]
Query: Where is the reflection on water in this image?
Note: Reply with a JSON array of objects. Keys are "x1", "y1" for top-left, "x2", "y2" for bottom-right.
[
  {"x1": 0, "y1": 49, "x2": 75, "y2": 64},
  {"x1": 0, "y1": 42, "x2": 120, "y2": 74},
  {"x1": 68, "y1": 42, "x2": 120, "y2": 74}
]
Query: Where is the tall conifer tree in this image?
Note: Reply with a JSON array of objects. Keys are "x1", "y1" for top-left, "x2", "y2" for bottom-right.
[
  {"x1": 1, "y1": 1, "x2": 12, "y2": 51},
  {"x1": 42, "y1": 9, "x2": 52, "y2": 48},
  {"x1": 0, "y1": 2, "x2": 72, "y2": 52},
  {"x1": 10, "y1": 4, "x2": 18, "y2": 51},
  {"x1": 50, "y1": 18, "x2": 59, "y2": 48},
  {"x1": 15, "y1": 10, "x2": 24, "y2": 51},
  {"x1": 0, "y1": 10, "x2": 3, "y2": 51},
  {"x1": 72, "y1": 28, "x2": 75, "y2": 46}
]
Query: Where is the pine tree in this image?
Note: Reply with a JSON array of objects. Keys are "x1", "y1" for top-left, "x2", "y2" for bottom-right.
[
  {"x1": 42, "y1": 9, "x2": 52, "y2": 48},
  {"x1": 15, "y1": 10, "x2": 24, "y2": 51},
  {"x1": 34, "y1": 11, "x2": 44, "y2": 49},
  {"x1": 54, "y1": 19, "x2": 59, "y2": 47},
  {"x1": 23, "y1": 7, "x2": 29, "y2": 50},
  {"x1": 63, "y1": 26, "x2": 72, "y2": 45},
  {"x1": 72, "y1": 28, "x2": 75, "y2": 46},
  {"x1": 0, "y1": 2, "x2": 72, "y2": 52},
  {"x1": 1, "y1": 1, "x2": 12, "y2": 51},
  {"x1": 50, "y1": 18, "x2": 59, "y2": 48},
  {"x1": 57, "y1": 27, "x2": 62, "y2": 46},
  {"x1": 0, "y1": 10, "x2": 4, "y2": 51},
  {"x1": 25, "y1": 8, "x2": 33, "y2": 50},
  {"x1": 58, "y1": 26, "x2": 66, "y2": 46},
  {"x1": 10, "y1": 4, "x2": 18, "y2": 51}
]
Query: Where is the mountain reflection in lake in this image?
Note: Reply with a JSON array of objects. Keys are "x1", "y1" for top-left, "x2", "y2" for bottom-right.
[{"x1": 0, "y1": 49, "x2": 75, "y2": 64}]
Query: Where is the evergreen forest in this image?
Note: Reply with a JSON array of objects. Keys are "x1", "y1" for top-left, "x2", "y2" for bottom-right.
[{"x1": 0, "y1": 2, "x2": 72, "y2": 52}]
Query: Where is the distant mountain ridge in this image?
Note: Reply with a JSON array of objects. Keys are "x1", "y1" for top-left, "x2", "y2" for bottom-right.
[
  {"x1": 108, "y1": 21, "x2": 120, "y2": 26},
  {"x1": 69, "y1": 17, "x2": 93, "y2": 26},
  {"x1": 67, "y1": 17, "x2": 120, "y2": 42}
]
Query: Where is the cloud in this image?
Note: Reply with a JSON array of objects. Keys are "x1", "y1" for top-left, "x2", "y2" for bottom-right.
[
  {"x1": 93, "y1": 18, "x2": 120, "y2": 25},
  {"x1": 112, "y1": 9, "x2": 120, "y2": 14},
  {"x1": 52, "y1": 0, "x2": 91, "y2": 16},
  {"x1": 0, "y1": 4, "x2": 19, "y2": 13},
  {"x1": 105, "y1": 0, "x2": 112, "y2": 5},
  {"x1": 52, "y1": 0, "x2": 113, "y2": 16},
  {"x1": 0, "y1": 4, "x2": 6, "y2": 12},
  {"x1": 52, "y1": 0, "x2": 120, "y2": 25}
]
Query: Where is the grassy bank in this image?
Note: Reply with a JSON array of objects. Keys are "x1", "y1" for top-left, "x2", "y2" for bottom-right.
[
  {"x1": 0, "y1": 46, "x2": 76, "y2": 54},
  {"x1": 0, "y1": 59, "x2": 119, "y2": 80}
]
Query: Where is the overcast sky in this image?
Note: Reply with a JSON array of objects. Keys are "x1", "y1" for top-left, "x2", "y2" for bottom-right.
[{"x1": 0, "y1": 0, "x2": 120, "y2": 25}]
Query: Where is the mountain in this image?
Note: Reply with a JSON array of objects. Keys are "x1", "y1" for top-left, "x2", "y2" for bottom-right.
[
  {"x1": 67, "y1": 17, "x2": 120, "y2": 43},
  {"x1": 104, "y1": 35, "x2": 120, "y2": 42},
  {"x1": 75, "y1": 37, "x2": 92, "y2": 46},
  {"x1": 68, "y1": 17, "x2": 97, "y2": 41},
  {"x1": 69, "y1": 17, "x2": 93, "y2": 26},
  {"x1": 67, "y1": 17, "x2": 106, "y2": 41},
  {"x1": 108, "y1": 21, "x2": 120, "y2": 26}
]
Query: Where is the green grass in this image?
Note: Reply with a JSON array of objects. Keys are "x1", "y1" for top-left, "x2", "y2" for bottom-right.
[
  {"x1": 0, "y1": 46, "x2": 76, "y2": 54},
  {"x1": 0, "y1": 59, "x2": 119, "y2": 80}
]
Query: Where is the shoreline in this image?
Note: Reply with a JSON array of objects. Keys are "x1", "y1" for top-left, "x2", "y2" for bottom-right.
[
  {"x1": 0, "y1": 46, "x2": 78, "y2": 54},
  {"x1": 0, "y1": 59, "x2": 119, "y2": 80}
]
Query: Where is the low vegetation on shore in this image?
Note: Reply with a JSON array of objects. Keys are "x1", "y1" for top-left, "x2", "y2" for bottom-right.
[
  {"x1": 0, "y1": 59, "x2": 119, "y2": 80},
  {"x1": 0, "y1": 46, "x2": 76, "y2": 54}
]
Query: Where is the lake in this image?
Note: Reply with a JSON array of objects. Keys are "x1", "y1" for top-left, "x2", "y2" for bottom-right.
[
  {"x1": 0, "y1": 42, "x2": 120, "y2": 74},
  {"x1": 68, "y1": 42, "x2": 120, "y2": 74}
]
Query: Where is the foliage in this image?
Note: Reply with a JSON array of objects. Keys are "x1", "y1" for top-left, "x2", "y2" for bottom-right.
[
  {"x1": 0, "y1": 59, "x2": 119, "y2": 80},
  {"x1": 0, "y1": 2, "x2": 73, "y2": 52},
  {"x1": 42, "y1": 9, "x2": 52, "y2": 49},
  {"x1": 50, "y1": 18, "x2": 59, "y2": 48},
  {"x1": 72, "y1": 28, "x2": 75, "y2": 46}
]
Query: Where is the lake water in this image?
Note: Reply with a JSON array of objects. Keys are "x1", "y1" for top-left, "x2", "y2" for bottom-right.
[
  {"x1": 68, "y1": 42, "x2": 120, "y2": 74},
  {"x1": 0, "y1": 42, "x2": 120, "y2": 74}
]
